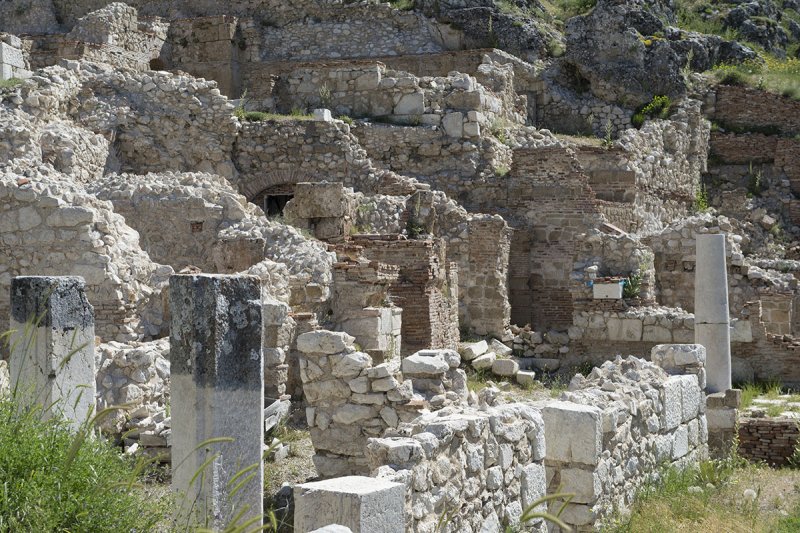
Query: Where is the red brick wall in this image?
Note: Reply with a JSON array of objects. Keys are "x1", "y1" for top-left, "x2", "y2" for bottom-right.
[
  {"x1": 738, "y1": 417, "x2": 799, "y2": 467},
  {"x1": 709, "y1": 132, "x2": 778, "y2": 165},
  {"x1": 713, "y1": 85, "x2": 800, "y2": 135}
]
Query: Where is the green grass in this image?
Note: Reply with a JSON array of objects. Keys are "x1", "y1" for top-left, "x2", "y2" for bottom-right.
[
  {"x1": 740, "y1": 381, "x2": 785, "y2": 409},
  {"x1": 0, "y1": 78, "x2": 22, "y2": 90},
  {"x1": 604, "y1": 460, "x2": 800, "y2": 533},
  {"x1": 0, "y1": 398, "x2": 167, "y2": 531},
  {"x1": 389, "y1": 0, "x2": 415, "y2": 10},
  {"x1": 237, "y1": 110, "x2": 314, "y2": 122},
  {"x1": 712, "y1": 56, "x2": 800, "y2": 101}
]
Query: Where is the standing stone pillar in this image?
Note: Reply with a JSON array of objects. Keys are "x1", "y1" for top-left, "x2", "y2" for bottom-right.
[
  {"x1": 9, "y1": 276, "x2": 95, "y2": 431},
  {"x1": 695, "y1": 234, "x2": 732, "y2": 393},
  {"x1": 170, "y1": 274, "x2": 264, "y2": 528}
]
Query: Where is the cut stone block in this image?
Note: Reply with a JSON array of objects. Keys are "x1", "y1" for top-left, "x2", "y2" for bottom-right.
[
  {"x1": 292, "y1": 182, "x2": 346, "y2": 219},
  {"x1": 489, "y1": 338, "x2": 512, "y2": 357},
  {"x1": 492, "y1": 358, "x2": 519, "y2": 377},
  {"x1": 294, "y1": 476, "x2": 405, "y2": 532},
  {"x1": 661, "y1": 376, "x2": 683, "y2": 431},
  {"x1": 9, "y1": 276, "x2": 95, "y2": 432},
  {"x1": 298, "y1": 330, "x2": 355, "y2": 355},
  {"x1": 460, "y1": 340, "x2": 488, "y2": 361},
  {"x1": 170, "y1": 274, "x2": 264, "y2": 529},
  {"x1": 402, "y1": 351, "x2": 449, "y2": 375},
  {"x1": 471, "y1": 351, "x2": 496, "y2": 370},
  {"x1": 561, "y1": 468, "x2": 601, "y2": 504},
  {"x1": 541, "y1": 401, "x2": 602, "y2": 466},
  {"x1": 516, "y1": 370, "x2": 537, "y2": 387}
]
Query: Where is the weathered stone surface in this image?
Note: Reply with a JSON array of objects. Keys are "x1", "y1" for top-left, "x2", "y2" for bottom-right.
[
  {"x1": 542, "y1": 402, "x2": 602, "y2": 466},
  {"x1": 297, "y1": 331, "x2": 356, "y2": 355},
  {"x1": 492, "y1": 358, "x2": 519, "y2": 377},
  {"x1": 294, "y1": 476, "x2": 405, "y2": 533},
  {"x1": 471, "y1": 352, "x2": 496, "y2": 370},
  {"x1": 402, "y1": 351, "x2": 449, "y2": 375},
  {"x1": 460, "y1": 340, "x2": 488, "y2": 361}
]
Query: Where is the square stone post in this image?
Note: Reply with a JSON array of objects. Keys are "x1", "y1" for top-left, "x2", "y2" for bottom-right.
[
  {"x1": 695, "y1": 234, "x2": 732, "y2": 393},
  {"x1": 294, "y1": 476, "x2": 405, "y2": 532},
  {"x1": 170, "y1": 274, "x2": 264, "y2": 529},
  {"x1": 9, "y1": 276, "x2": 95, "y2": 431}
]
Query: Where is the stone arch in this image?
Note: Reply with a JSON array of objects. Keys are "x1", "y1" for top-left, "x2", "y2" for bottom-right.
[{"x1": 237, "y1": 169, "x2": 320, "y2": 201}]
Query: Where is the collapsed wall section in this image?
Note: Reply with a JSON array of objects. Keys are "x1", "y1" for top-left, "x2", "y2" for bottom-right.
[
  {"x1": 537, "y1": 347, "x2": 708, "y2": 530},
  {"x1": 0, "y1": 174, "x2": 171, "y2": 342}
]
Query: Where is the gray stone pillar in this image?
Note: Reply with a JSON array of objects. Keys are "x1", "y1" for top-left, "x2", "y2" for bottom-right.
[
  {"x1": 9, "y1": 276, "x2": 95, "y2": 431},
  {"x1": 170, "y1": 274, "x2": 264, "y2": 529},
  {"x1": 695, "y1": 234, "x2": 732, "y2": 393}
]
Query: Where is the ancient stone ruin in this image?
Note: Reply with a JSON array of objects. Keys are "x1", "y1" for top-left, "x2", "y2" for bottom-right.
[{"x1": 2, "y1": 0, "x2": 800, "y2": 531}]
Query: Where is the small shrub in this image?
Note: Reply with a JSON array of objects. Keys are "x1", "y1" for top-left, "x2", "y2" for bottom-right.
[
  {"x1": 622, "y1": 272, "x2": 642, "y2": 299},
  {"x1": 0, "y1": 398, "x2": 167, "y2": 531},
  {"x1": 389, "y1": 0, "x2": 415, "y2": 10},
  {"x1": 694, "y1": 186, "x2": 709, "y2": 213},
  {"x1": 495, "y1": 165, "x2": 510, "y2": 177},
  {"x1": 243, "y1": 111, "x2": 269, "y2": 122},
  {"x1": 719, "y1": 70, "x2": 748, "y2": 86},
  {"x1": 631, "y1": 112, "x2": 646, "y2": 128},
  {"x1": 337, "y1": 115, "x2": 354, "y2": 125}
]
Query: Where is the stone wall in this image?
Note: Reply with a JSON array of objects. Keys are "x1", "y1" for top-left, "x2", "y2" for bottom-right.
[
  {"x1": 0, "y1": 174, "x2": 170, "y2": 342},
  {"x1": 367, "y1": 403, "x2": 548, "y2": 532},
  {"x1": 354, "y1": 236, "x2": 459, "y2": 356},
  {"x1": 537, "y1": 346, "x2": 708, "y2": 530},
  {"x1": 257, "y1": 3, "x2": 457, "y2": 62},
  {"x1": 89, "y1": 172, "x2": 267, "y2": 271},
  {"x1": 509, "y1": 145, "x2": 607, "y2": 329},
  {"x1": 296, "y1": 330, "x2": 430, "y2": 477},
  {"x1": 737, "y1": 415, "x2": 800, "y2": 467},
  {"x1": 712, "y1": 85, "x2": 800, "y2": 136},
  {"x1": 96, "y1": 339, "x2": 171, "y2": 459},
  {"x1": 163, "y1": 15, "x2": 239, "y2": 96},
  {"x1": 25, "y1": 4, "x2": 168, "y2": 71},
  {"x1": 1, "y1": 34, "x2": 30, "y2": 80}
]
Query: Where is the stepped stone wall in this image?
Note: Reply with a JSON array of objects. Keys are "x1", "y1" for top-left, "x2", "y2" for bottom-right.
[{"x1": 538, "y1": 347, "x2": 708, "y2": 531}]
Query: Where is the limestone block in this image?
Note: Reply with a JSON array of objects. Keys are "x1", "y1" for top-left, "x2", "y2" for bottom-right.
[
  {"x1": 672, "y1": 424, "x2": 689, "y2": 459},
  {"x1": 541, "y1": 402, "x2": 602, "y2": 466},
  {"x1": 520, "y1": 462, "x2": 546, "y2": 509},
  {"x1": 705, "y1": 406, "x2": 736, "y2": 430},
  {"x1": 0, "y1": 42, "x2": 24, "y2": 68},
  {"x1": 492, "y1": 358, "x2": 519, "y2": 377},
  {"x1": 516, "y1": 370, "x2": 536, "y2": 387},
  {"x1": 679, "y1": 375, "x2": 701, "y2": 422},
  {"x1": 661, "y1": 376, "x2": 683, "y2": 431},
  {"x1": 489, "y1": 338, "x2": 512, "y2": 357},
  {"x1": 402, "y1": 351, "x2": 449, "y2": 375},
  {"x1": 643, "y1": 325, "x2": 672, "y2": 343},
  {"x1": 471, "y1": 352, "x2": 496, "y2": 370},
  {"x1": 463, "y1": 121, "x2": 481, "y2": 137},
  {"x1": 394, "y1": 92, "x2": 424, "y2": 115},
  {"x1": 298, "y1": 330, "x2": 355, "y2": 355},
  {"x1": 460, "y1": 340, "x2": 488, "y2": 361},
  {"x1": 607, "y1": 317, "x2": 642, "y2": 341},
  {"x1": 561, "y1": 468, "x2": 601, "y2": 504},
  {"x1": 730, "y1": 319, "x2": 753, "y2": 343},
  {"x1": 331, "y1": 352, "x2": 372, "y2": 379},
  {"x1": 292, "y1": 182, "x2": 346, "y2": 219},
  {"x1": 442, "y1": 112, "x2": 464, "y2": 138},
  {"x1": 313, "y1": 109, "x2": 333, "y2": 122},
  {"x1": 294, "y1": 476, "x2": 405, "y2": 532},
  {"x1": 651, "y1": 344, "x2": 706, "y2": 371},
  {"x1": 558, "y1": 503, "x2": 595, "y2": 527}
]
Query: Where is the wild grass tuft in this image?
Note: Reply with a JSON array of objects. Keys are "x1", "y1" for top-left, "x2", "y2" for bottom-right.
[{"x1": 0, "y1": 397, "x2": 168, "y2": 532}]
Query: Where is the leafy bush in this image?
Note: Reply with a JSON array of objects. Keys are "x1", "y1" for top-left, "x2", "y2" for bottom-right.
[
  {"x1": 622, "y1": 272, "x2": 643, "y2": 299},
  {"x1": 631, "y1": 95, "x2": 671, "y2": 128},
  {"x1": 694, "y1": 186, "x2": 709, "y2": 212},
  {"x1": 389, "y1": 0, "x2": 415, "y2": 10},
  {"x1": 0, "y1": 399, "x2": 167, "y2": 531}
]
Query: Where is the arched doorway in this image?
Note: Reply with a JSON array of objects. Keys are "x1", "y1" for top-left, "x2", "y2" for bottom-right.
[{"x1": 252, "y1": 183, "x2": 295, "y2": 218}]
